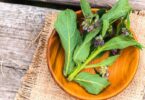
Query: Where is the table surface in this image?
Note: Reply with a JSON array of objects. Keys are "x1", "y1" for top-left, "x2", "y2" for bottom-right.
[
  {"x1": 0, "y1": 2, "x2": 57, "y2": 100},
  {"x1": 32, "y1": 0, "x2": 145, "y2": 10},
  {"x1": 0, "y1": 1, "x2": 145, "y2": 100}
]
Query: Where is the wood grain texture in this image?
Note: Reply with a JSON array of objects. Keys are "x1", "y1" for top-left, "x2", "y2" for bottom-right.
[
  {"x1": 0, "y1": 2, "x2": 57, "y2": 100},
  {"x1": 33, "y1": 0, "x2": 145, "y2": 10},
  {"x1": 47, "y1": 9, "x2": 140, "y2": 100}
]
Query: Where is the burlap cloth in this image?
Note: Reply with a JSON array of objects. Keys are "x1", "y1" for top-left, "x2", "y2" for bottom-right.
[{"x1": 15, "y1": 11, "x2": 145, "y2": 100}]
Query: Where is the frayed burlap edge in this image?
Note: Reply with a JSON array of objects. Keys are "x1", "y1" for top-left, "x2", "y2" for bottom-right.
[
  {"x1": 15, "y1": 12, "x2": 59, "y2": 100},
  {"x1": 15, "y1": 11, "x2": 145, "y2": 100}
]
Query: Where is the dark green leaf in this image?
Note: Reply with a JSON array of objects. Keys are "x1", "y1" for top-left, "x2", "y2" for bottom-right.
[
  {"x1": 74, "y1": 72, "x2": 110, "y2": 94},
  {"x1": 84, "y1": 35, "x2": 142, "y2": 68},
  {"x1": 85, "y1": 55, "x2": 119, "y2": 68},
  {"x1": 73, "y1": 27, "x2": 101, "y2": 64},
  {"x1": 68, "y1": 34, "x2": 142, "y2": 81},
  {"x1": 80, "y1": 0, "x2": 93, "y2": 18},
  {"x1": 101, "y1": 0, "x2": 132, "y2": 37},
  {"x1": 55, "y1": 9, "x2": 81, "y2": 76},
  {"x1": 102, "y1": 35, "x2": 143, "y2": 50}
]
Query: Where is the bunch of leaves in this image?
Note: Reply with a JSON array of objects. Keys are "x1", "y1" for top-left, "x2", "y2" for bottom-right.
[{"x1": 54, "y1": 0, "x2": 143, "y2": 95}]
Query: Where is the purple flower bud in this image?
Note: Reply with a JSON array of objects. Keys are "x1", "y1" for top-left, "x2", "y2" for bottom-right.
[
  {"x1": 121, "y1": 28, "x2": 129, "y2": 36},
  {"x1": 83, "y1": 26, "x2": 88, "y2": 31},
  {"x1": 87, "y1": 25, "x2": 94, "y2": 32},
  {"x1": 111, "y1": 49, "x2": 118, "y2": 55},
  {"x1": 124, "y1": 32, "x2": 129, "y2": 35},
  {"x1": 94, "y1": 20, "x2": 101, "y2": 28},
  {"x1": 93, "y1": 39, "x2": 104, "y2": 47},
  {"x1": 100, "y1": 40, "x2": 104, "y2": 46}
]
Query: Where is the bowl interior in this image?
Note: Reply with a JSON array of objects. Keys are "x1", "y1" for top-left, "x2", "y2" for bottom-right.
[{"x1": 47, "y1": 9, "x2": 140, "y2": 100}]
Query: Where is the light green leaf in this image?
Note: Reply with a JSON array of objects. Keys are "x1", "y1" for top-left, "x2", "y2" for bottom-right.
[
  {"x1": 85, "y1": 55, "x2": 119, "y2": 68},
  {"x1": 54, "y1": 9, "x2": 81, "y2": 76},
  {"x1": 102, "y1": 20, "x2": 110, "y2": 37},
  {"x1": 116, "y1": 18, "x2": 125, "y2": 35},
  {"x1": 102, "y1": 35, "x2": 142, "y2": 50},
  {"x1": 80, "y1": 0, "x2": 93, "y2": 17},
  {"x1": 125, "y1": 13, "x2": 130, "y2": 30},
  {"x1": 87, "y1": 35, "x2": 142, "y2": 64},
  {"x1": 68, "y1": 34, "x2": 142, "y2": 81},
  {"x1": 101, "y1": 0, "x2": 132, "y2": 37},
  {"x1": 74, "y1": 72, "x2": 110, "y2": 94},
  {"x1": 73, "y1": 27, "x2": 101, "y2": 64}
]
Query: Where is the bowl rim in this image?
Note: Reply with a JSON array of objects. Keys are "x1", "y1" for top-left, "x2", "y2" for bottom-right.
[{"x1": 46, "y1": 9, "x2": 140, "y2": 100}]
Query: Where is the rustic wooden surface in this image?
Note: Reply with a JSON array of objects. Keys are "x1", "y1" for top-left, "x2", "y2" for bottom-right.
[
  {"x1": 33, "y1": 0, "x2": 145, "y2": 10},
  {"x1": 0, "y1": 2, "x2": 57, "y2": 100}
]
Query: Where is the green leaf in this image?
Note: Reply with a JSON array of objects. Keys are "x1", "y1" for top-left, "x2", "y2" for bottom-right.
[
  {"x1": 74, "y1": 72, "x2": 110, "y2": 94},
  {"x1": 101, "y1": 0, "x2": 132, "y2": 37},
  {"x1": 85, "y1": 55, "x2": 119, "y2": 68},
  {"x1": 87, "y1": 35, "x2": 142, "y2": 64},
  {"x1": 102, "y1": 35, "x2": 143, "y2": 50},
  {"x1": 73, "y1": 27, "x2": 101, "y2": 64},
  {"x1": 125, "y1": 13, "x2": 130, "y2": 30},
  {"x1": 54, "y1": 9, "x2": 81, "y2": 76},
  {"x1": 102, "y1": 20, "x2": 110, "y2": 37},
  {"x1": 116, "y1": 18, "x2": 125, "y2": 35},
  {"x1": 68, "y1": 35, "x2": 142, "y2": 81},
  {"x1": 80, "y1": 0, "x2": 93, "y2": 18}
]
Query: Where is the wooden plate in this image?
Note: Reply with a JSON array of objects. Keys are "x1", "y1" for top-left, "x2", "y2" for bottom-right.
[{"x1": 46, "y1": 9, "x2": 140, "y2": 100}]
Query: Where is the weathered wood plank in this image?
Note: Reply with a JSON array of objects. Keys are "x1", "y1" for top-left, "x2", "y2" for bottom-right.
[
  {"x1": 34, "y1": 0, "x2": 145, "y2": 10},
  {"x1": 0, "y1": 2, "x2": 57, "y2": 100}
]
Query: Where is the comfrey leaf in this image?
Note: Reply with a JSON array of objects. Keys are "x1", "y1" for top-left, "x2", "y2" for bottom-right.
[
  {"x1": 68, "y1": 34, "x2": 142, "y2": 81},
  {"x1": 101, "y1": 0, "x2": 132, "y2": 37},
  {"x1": 102, "y1": 35, "x2": 143, "y2": 50},
  {"x1": 85, "y1": 55, "x2": 119, "y2": 68},
  {"x1": 116, "y1": 18, "x2": 125, "y2": 35},
  {"x1": 80, "y1": 0, "x2": 93, "y2": 18},
  {"x1": 125, "y1": 13, "x2": 130, "y2": 30},
  {"x1": 73, "y1": 27, "x2": 101, "y2": 64},
  {"x1": 54, "y1": 9, "x2": 81, "y2": 76},
  {"x1": 74, "y1": 72, "x2": 110, "y2": 94},
  {"x1": 86, "y1": 35, "x2": 142, "y2": 67}
]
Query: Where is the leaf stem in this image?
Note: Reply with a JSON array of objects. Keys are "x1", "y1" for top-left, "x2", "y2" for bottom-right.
[{"x1": 68, "y1": 48, "x2": 102, "y2": 81}]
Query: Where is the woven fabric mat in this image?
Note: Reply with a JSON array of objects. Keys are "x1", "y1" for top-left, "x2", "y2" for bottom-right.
[{"x1": 15, "y1": 11, "x2": 145, "y2": 100}]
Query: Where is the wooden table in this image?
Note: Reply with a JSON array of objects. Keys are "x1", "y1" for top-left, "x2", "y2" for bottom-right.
[
  {"x1": 0, "y1": 2, "x2": 57, "y2": 100},
  {"x1": 32, "y1": 0, "x2": 145, "y2": 10}
]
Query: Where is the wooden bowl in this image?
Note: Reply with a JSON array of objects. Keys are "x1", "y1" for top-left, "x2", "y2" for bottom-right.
[{"x1": 46, "y1": 9, "x2": 140, "y2": 100}]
